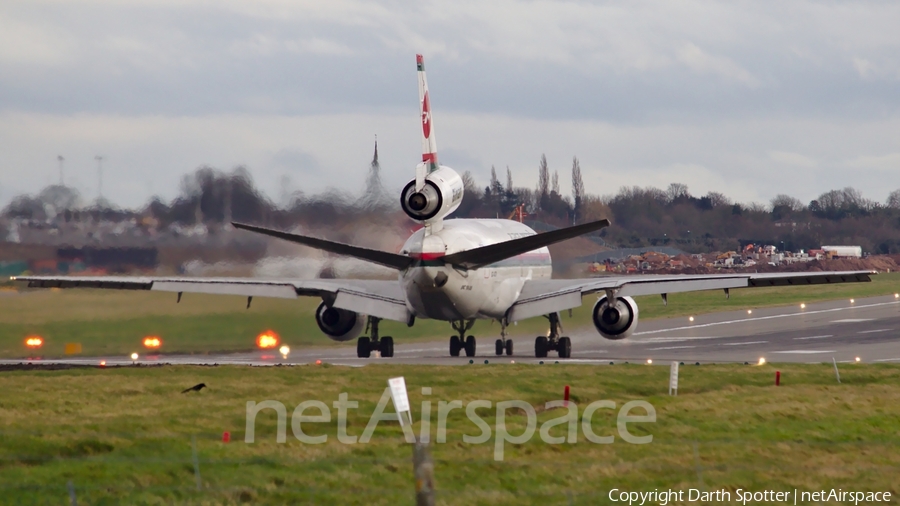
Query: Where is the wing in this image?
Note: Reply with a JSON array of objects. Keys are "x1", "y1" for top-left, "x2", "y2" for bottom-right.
[
  {"x1": 507, "y1": 270, "x2": 876, "y2": 322},
  {"x1": 11, "y1": 275, "x2": 411, "y2": 323}
]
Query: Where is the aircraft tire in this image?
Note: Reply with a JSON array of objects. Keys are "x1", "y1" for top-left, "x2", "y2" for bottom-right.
[
  {"x1": 495, "y1": 339, "x2": 503, "y2": 356},
  {"x1": 380, "y1": 336, "x2": 394, "y2": 358},
  {"x1": 357, "y1": 337, "x2": 371, "y2": 358},
  {"x1": 450, "y1": 335, "x2": 461, "y2": 357},
  {"x1": 558, "y1": 337, "x2": 571, "y2": 359},
  {"x1": 505, "y1": 340, "x2": 513, "y2": 356},
  {"x1": 464, "y1": 336, "x2": 476, "y2": 357},
  {"x1": 535, "y1": 336, "x2": 548, "y2": 358}
]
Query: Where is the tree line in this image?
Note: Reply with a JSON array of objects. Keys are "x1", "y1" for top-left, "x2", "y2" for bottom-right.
[{"x1": 4, "y1": 155, "x2": 900, "y2": 254}]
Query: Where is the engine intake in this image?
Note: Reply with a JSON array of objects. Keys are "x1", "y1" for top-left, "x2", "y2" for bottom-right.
[
  {"x1": 401, "y1": 165, "x2": 464, "y2": 223},
  {"x1": 315, "y1": 302, "x2": 366, "y2": 342},
  {"x1": 592, "y1": 295, "x2": 639, "y2": 340}
]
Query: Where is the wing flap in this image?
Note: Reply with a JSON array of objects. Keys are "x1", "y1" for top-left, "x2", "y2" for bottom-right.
[
  {"x1": 510, "y1": 270, "x2": 876, "y2": 319},
  {"x1": 151, "y1": 280, "x2": 298, "y2": 299},
  {"x1": 334, "y1": 289, "x2": 411, "y2": 323},
  {"x1": 12, "y1": 275, "x2": 410, "y2": 322}
]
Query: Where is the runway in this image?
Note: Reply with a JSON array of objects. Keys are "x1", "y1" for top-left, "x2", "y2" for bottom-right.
[{"x1": 5, "y1": 294, "x2": 900, "y2": 367}]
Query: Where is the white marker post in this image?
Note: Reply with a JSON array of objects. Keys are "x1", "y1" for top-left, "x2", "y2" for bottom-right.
[
  {"x1": 669, "y1": 361, "x2": 679, "y2": 396},
  {"x1": 388, "y1": 377, "x2": 413, "y2": 426}
]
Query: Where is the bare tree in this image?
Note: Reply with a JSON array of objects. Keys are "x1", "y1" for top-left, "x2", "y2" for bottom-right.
[
  {"x1": 886, "y1": 189, "x2": 900, "y2": 209},
  {"x1": 705, "y1": 191, "x2": 731, "y2": 208},
  {"x1": 506, "y1": 167, "x2": 513, "y2": 193},
  {"x1": 770, "y1": 194, "x2": 804, "y2": 212},
  {"x1": 537, "y1": 154, "x2": 550, "y2": 210},
  {"x1": 489, "y1": 166, "x2": 501, "y2": 196},
  {"x1": 666, "y1": 183, "x2": 690, "y2": 202},
  {"x1": 571, "y1": 157, "x2": 585, "y2": 222},
  {"x1": 551, "y1": 170, "x2": 560, "y2": 196}
]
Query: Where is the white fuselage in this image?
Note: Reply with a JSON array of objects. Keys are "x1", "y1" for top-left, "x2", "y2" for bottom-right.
[{"x1": 399, "y1": 219, "x2": 552, "y2": 321}]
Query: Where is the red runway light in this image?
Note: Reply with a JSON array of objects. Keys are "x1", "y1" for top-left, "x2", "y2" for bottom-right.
[
  {"x1": 142, "y1": 336, "x2": 162, "y2": 349},
  {"x1": 256, "y1": 330, "x2": 280, "y2": 349},
  {"x1": 25, "y1": 336, "x2": 44, "y2": 348}
]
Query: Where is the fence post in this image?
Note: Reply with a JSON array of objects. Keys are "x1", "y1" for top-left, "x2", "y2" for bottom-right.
[
  {"x1": 67, "y1": 480, "x2": 77, "y2": 506},
  {"x1": 191, "y1": 435, "x2": 202, "y2": 491},
  {"x1": 413, "y1": 440, "x2": 435, "y2": 506}
]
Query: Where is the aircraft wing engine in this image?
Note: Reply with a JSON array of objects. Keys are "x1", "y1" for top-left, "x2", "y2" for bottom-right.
[
  {"x1": 315, "y1": 302, "x2": 366, "y2": 342},
  {"x1": 592, "y1": 295, "x2": 639, "y2": 340}
]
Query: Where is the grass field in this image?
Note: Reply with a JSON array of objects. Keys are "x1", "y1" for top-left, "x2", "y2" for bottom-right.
[
  {"x1": 0, "y1": 363, "x2": 898, "y2": 505},
  {"x1": 1, "y1": 272, "x2": 898, "y2": 358}
]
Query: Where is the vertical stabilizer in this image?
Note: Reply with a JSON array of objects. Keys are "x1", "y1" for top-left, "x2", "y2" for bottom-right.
[{"x1": 417, "y1": 54, "x2": 438, "y2": 176}]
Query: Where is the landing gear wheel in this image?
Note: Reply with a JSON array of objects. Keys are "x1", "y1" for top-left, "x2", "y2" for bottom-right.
[
  {"x1": 535, "y1": 336, "x2": 548, "y2": 358},
  {"x1": 505, "y1": 340, "x2": 513, "y2": 356},
  {"x1": 450, "y1": 335, "x2": 461, "y2": 357},
  {"x1": 357, "y1": 337, "x2": 371, "y2": 358},
  {"x1": 495, "y1": 339, "x2": 503, "y2": 356},
  {"x1": 557, "y1": 336, "x2": 571, "y2": 359},
  {"x1": 380, "y1": 336, "x2": 394, "y2": 358},
  {"x1": 464, "y1": 335, "x2": 476, "y2": 357}
]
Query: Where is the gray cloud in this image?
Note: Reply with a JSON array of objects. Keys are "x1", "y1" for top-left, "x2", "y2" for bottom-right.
[{"x1": 1, "y1": 0, "x2": 899, "y2": 208}]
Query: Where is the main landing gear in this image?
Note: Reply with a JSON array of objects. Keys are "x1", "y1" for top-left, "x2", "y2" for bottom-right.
[
  {"x1": 494, "y1": 318, "x2": 513, "y2": 356},
  {"x1": 357, "y1": 317, "x2": 394, "y2": 358},
  {"x1": 449, "y1": 319, "x2": 476, "y2": 357},
  {"x1": 534, "y1": 313, "x2": 571, "y2": 359}
]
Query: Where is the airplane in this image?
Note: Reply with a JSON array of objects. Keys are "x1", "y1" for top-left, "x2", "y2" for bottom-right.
[{"x1": 12, "y1": 54, "x2": 875, "y2": 359}]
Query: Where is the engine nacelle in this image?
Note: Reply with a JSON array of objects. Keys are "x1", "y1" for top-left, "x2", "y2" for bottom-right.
[
  {"x1": 315, "y1": 302, "x2": 366, "y2": 342},
  {"x1": 592, "y1": 295, "x2": 639, "y2": 340},
  {"x1": 401, "y1": 165, "x2": 464, "y2": 223}
]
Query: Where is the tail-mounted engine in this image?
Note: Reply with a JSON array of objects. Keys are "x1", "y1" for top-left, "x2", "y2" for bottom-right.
[
  {"x1": 592, "y1": 295, "x2": 639, "y2": 340},
  {"x1": 401, "y1": 165, "x2": 464, "y2": 223},
  {"x1": 315, "y1": 302, "x2": 366, "y2": 342}
]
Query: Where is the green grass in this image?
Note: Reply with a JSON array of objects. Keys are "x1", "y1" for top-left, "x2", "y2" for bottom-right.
[
  {"x1": 0, "y1": 363, "x2": 898, "y2": 504},
  {"x1": 1, "y1": 272, "x2": 898, "y2": 358}
]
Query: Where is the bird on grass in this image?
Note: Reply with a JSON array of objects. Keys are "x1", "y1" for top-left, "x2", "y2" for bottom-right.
[{"x1": 181, "y1": 383, "x2": 207, "y2": 393}]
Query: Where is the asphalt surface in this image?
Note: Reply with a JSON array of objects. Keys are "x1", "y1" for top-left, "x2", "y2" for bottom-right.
[{"x1": 5, "y1": 295, "x2": 900, "y2": 367}]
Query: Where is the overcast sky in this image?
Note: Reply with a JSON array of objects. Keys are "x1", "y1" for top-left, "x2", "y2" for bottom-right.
[{"x1": 1, "y1": 0, "x2": 898, "y2": 209}]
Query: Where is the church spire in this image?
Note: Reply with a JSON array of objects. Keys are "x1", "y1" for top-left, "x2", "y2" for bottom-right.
[{"x1": 372, "y1": 134, "x2": 378, "y2": 167}]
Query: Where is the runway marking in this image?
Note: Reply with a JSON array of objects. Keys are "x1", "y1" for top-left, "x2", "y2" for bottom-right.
[
  {"x1": 793, "y1": 335, "x2": 833, "y2": 340},
  {"x1": 648, "y1": 345, "x2": 696, "y2": 350},
  {"x1": 395, "y1": 348, "x2": 446, "y2": 353},
  {"x1": 641, "y1": 336, "x2": 725, "y2": 343},
  {"x1": 874, "y1": 358, "x2": 900, "y2": 362},
  {"x1": 832, "y1": 319, "x2": 873, "y2": 323},
  {"x1": 770, "y1": 350, "x2": 836, "y2": 354},
  {"x1": 858, "y1": 329, "x2": 890, "y2": 334},
  {"x1": 635, "y1": 301, "x2": 898, "y2": 336},
  {"x1": 721, "y1": 341, "x2": 768, "y2": 346},
  {"x1": 564, "y1": 359, "x2": 614, "y2": 363}
]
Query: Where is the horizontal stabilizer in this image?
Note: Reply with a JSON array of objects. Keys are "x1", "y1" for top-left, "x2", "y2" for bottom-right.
[
  {"x1": 232, "y1": 222, "x2": 413, "y2": 271},
  {"x1": 441, "y1": 219, "x2": 611, "y2": 270}
]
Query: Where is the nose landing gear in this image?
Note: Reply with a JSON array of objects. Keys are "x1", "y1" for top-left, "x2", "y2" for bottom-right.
[
  {"x1": 356, "y1": 317, "x2": 394, "y2": 358},
  {"x1": 494, "y1": 318, "x2": 513, "y2": 356},
  {"x1": 450, "y1": 320, "x2": 476, "y2": 357},
  {"x1": 534, "y1": 313, "x2": 571, "y2": 358}
]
